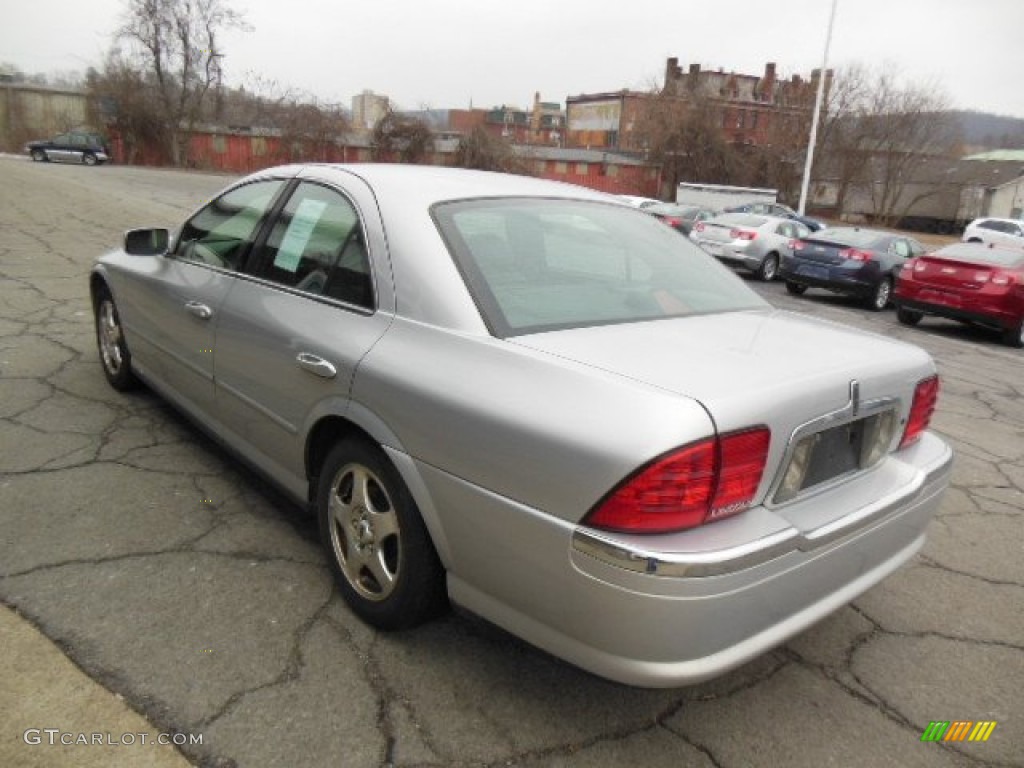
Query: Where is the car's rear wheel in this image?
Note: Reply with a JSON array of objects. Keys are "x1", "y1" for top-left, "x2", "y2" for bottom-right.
[
  {"x1": 758, "y1": 253, "x2": 779, "y2": 282},
  {"x1": 867, "y1": 278, "x2": 891, "y2": 311},
  {"x1": 896, "y1": 307, "x2": 923, "y2": 326},
  {"x1": 785, "y1": 281, "x2": 807, "y2": 295},
  {"x1": 82, "y1": 152, "x2": 98, "y2": 166},
  {"x1": 30, "y1": 149, "x2": 47, "y2": 162},
  {"x1": 1001, "y1": 321, "x2": 1024, "y2": 348},
  {"x1": 94, "y1": 288, "x2": 139, "y2": 391},
  {"x1": 317, "y1": 438, "x2": 446, "y2": 630}
]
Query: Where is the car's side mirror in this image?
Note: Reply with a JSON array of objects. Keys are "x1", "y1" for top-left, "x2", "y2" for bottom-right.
[{"x1": 124, "y1": 228, "x2": 170, "y2": 256}]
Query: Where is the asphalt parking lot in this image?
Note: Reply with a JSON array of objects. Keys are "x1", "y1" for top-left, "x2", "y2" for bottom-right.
[{"x1": 0, "y1": 156, "x2": 1021, "y2": 768}]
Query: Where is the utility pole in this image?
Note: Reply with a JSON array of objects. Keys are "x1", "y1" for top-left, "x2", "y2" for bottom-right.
[{"x1": 798, "y1": 0, "x2": 839, "y2": 215}]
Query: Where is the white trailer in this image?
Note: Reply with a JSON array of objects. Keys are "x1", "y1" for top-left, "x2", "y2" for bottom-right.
[{"x1": 676, "y1": 182, "x2": 777, "y2": 211}]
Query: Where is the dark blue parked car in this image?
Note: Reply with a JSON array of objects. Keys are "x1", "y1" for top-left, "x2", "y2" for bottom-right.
[{"x1": 780, "y1": 227, "x2": 927, "y2": 311}]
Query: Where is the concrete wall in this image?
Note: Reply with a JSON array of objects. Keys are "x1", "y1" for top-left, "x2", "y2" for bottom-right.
[
  {"x1": 0, "y1": 84, "x2": 89, "y2": 152},
  {"x1": 988, "y1": 177, "x2": 1024, "y2": 219}
]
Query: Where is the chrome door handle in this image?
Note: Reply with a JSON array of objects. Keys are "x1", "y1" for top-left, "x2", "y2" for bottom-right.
[
  {"x1": 185, "y1": 301, "x2": 213, "y2": 320},
  {"x1": 296, "y1": 353, "x2": 337, "y2": 379}
]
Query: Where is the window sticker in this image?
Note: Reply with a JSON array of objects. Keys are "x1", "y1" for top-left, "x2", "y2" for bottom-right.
[{"x1": 274, "y1": 198, "x2": 328, "y2": 273}]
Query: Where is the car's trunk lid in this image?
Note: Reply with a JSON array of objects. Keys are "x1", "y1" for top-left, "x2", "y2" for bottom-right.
[
  {"x1": 513, "y1": 309, "x2": 935, "y2": 518},
  {"x1": 909, "y1": 254, "x2": 1017, "y2": 290}
]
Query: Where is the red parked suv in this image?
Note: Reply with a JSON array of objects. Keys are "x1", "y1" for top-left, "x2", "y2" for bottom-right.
[{"x1": 894, "y1": 242, "x2": 1024, "y2": 348}]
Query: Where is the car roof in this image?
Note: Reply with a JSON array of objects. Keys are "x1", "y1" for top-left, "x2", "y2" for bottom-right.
[
  {"x1": 294, "y1": 163, "x2": 618, "y2": 208},
  {"x1": 971, "y1": 217, "x2": 1023, "y2": 225}
]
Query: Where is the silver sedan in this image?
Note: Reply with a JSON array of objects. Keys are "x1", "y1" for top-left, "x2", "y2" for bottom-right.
[
  {"x1": 90, "y1": 164, "x2": 952, "y2": 687},
  {"x1": 690, "y1": 212, "x2": 810, "y2": 281}
]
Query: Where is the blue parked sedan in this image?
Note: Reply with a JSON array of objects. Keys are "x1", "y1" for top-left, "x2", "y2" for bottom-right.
[{"x1": 781, "y1": 227, "x2": 927, "y2": 311}]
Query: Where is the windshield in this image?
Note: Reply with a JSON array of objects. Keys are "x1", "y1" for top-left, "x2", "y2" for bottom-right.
[{"x1": 432, "y1": 198, "x2": 768, "y2": 337}]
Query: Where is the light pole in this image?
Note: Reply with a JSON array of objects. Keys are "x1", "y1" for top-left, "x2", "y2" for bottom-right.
[{"x1": 798, "y1": 0, "x2": 839, "y2": 215}]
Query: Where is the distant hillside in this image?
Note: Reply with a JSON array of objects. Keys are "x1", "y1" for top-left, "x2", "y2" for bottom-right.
[{"x1": 948, "y1": 110, "x2": 1024, "y2": 148}]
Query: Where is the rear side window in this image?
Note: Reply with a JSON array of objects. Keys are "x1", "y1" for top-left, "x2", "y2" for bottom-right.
[
  {"x1": 253, "y1": 182, "x2": 374, "y2": 309},
  {"x1": 175, "y1": 180, "x2": 285, "y2": 271}
]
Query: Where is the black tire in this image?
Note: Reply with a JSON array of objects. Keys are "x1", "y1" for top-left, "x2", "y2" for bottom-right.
[
  {"x1": 317, "y1": 438, "x2": 447, "y2": 630},
  {"x1": 758, "y1": 253, "x2": 780, "y2": 282},
  {"x1": 785, "y1": 281, "x2": 807, "y2": 296},
  {"x1": 966, "y1": 237, "x2": 982, "y2": 244},
  {"x1": 896, "y1": 307, "x2": 923, "y2": 326},
  {"x1": 867, "y1": 278, "x2": 892, "y2": 311},
  {"x1": 94, "y1": 287, "x2": 139, "y2": 391},
  {"x1": 1001, "y1": 321, "x2": 1024, "y2": 349},
  {"x1": 82, "y1": 151, "x2": 98, "y2": 166},
  {"x1": 30, "y1": 149, "x2": 47, "y2": 162}
]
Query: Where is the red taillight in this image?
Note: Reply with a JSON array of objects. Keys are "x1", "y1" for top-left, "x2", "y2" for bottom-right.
[
  {"x1": 900, "y1": 376, "x2": 939, "y2": 449},
  {"x1": 664, "y1": 216, "x2": 682, "y2": 228},
  {"x1": 583, "y1": 428, "x2": 771, "y2": 534},
  {"x1": 839, "y1": 248, "x2": 873, "y2": 262},
  {"x1": 694, "y1": 222, "x2": 706, "y2": 233},
  {"x1": 730, "y1": 229, "x2": 757, "y2": 241},
  {"x1": 711, "y1": 428, "x2": 772, "y2": 520},
  {"x1": 788, "y1": 239, "x2": 806, "y2": 251}
]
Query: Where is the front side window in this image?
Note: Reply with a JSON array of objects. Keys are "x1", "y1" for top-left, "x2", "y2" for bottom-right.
[
  {"x1": 433, "y1": 199, "x2": 767, "y2": 337},
  {"x1": 175, "y1": 180, "x2": 285, "y2": 271},
  {"x1": 253, "y1": 182, "x2": 373, "y2": 309}
]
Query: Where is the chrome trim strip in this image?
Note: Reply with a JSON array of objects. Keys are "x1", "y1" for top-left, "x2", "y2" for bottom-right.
[
  {"x1": 764, "y1": 394, "x2": 900, "y2": 508},
  {"x1": 572, "y1": 442, "x2": 952, "y2": 579}
]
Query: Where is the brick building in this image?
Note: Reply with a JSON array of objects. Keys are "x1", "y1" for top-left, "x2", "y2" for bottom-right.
[{"x1": 565, "y1": 59, "x2": 826, "y2": 151}]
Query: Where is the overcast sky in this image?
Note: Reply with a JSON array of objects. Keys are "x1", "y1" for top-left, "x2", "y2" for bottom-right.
[{"x1": 5, "y1": 0, "x2": 1023, "y2": 119}]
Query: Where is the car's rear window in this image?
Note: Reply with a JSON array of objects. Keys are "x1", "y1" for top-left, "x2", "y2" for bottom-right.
[
  {"x1": 808, "y1": 228, "x2": 887, "y2": 248},
  {"x1": 432, "y1": 198, "x2": 768, "y2": 337},
  {"x1": 710, "y1": 213, "x2": 765, "y2": 228}
]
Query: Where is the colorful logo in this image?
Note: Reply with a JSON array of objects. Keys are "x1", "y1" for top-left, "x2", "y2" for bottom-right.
[{"x1": 920, "y1": 721, "x2": 997, "y2": 743}]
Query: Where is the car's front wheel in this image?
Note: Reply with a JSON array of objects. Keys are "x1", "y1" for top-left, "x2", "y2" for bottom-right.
[
  {"x1": 758, "y1": 253, "x2": 780, "y2": 282},
  {"x1": 94, "y1": 287, "x2": 139, "y2": 391},
  {"x1": 30, "y1": 149, "x2": 47, "y2": 162},
  {"x1": 785, "y1": 281, "x2": 807, "y2": 296},
  {"x1": 897, "y1": 307, "x2": 923, "y2": 326},
  {"x1": 868, "y1": 278, "x2": 892, "y2": 311},
  {"x1": 317, "y1": 438, "x2": 447, "y2": 630}
]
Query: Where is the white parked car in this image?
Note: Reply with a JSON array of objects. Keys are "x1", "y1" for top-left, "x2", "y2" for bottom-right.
[
  {"x1": 617, "y1": 194, "x2": 662, "y2": 209},
  {"x1": 690, "y1": 212, "x2": 810, "y2": 281},
  {"x1": 962, "y1": 217, "x2": 1024, "y2": 248}
]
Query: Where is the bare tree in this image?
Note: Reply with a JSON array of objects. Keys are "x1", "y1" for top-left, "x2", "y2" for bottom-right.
[
  {"x1": 817, "y1": 65, "x2": 957, "y2": 224},
  {"x1": 634, "y1": 90, "x2": 740, "y2": 196},
  {"x1": 86, "y1": 52, "x2": 168, "y2": 163},
  {"x1": 371, "y1": 108, "x2": 433, "y2": 164},
  {"x1": 117, "y1": 0, "x2": 244, "y2": 165},
  {"x1": 275, "y1": 99, "x2": 350, "y2": 163},
  {"x1": 453, "y1": 125, "x2": 528, "y2": 174}
]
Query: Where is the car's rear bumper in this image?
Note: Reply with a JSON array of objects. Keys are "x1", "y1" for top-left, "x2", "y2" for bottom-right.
[
  {"x1": 404, "y1": 432, "x2": 953, "y2": 688},
  {"x1": 895, "y1": 295, "x2": 1020, "y2": 331}
]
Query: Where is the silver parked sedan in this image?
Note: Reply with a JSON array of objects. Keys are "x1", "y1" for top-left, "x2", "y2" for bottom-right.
[
  {"x1": 690, "y1": 212, "x2": 810, "y2": 281},
  {"x1": 91, "y1": 164, "x2": 952, "y2": 687}
]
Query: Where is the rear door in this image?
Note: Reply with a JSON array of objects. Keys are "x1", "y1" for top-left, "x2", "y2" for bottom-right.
[{"x1": 213, "y1": 175, "x2": 393, "y2": 487}]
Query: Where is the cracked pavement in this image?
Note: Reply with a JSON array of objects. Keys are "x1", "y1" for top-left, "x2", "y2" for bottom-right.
[{"x1": 0, "y1": 156, "x2": 1020, "y2": 768}]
